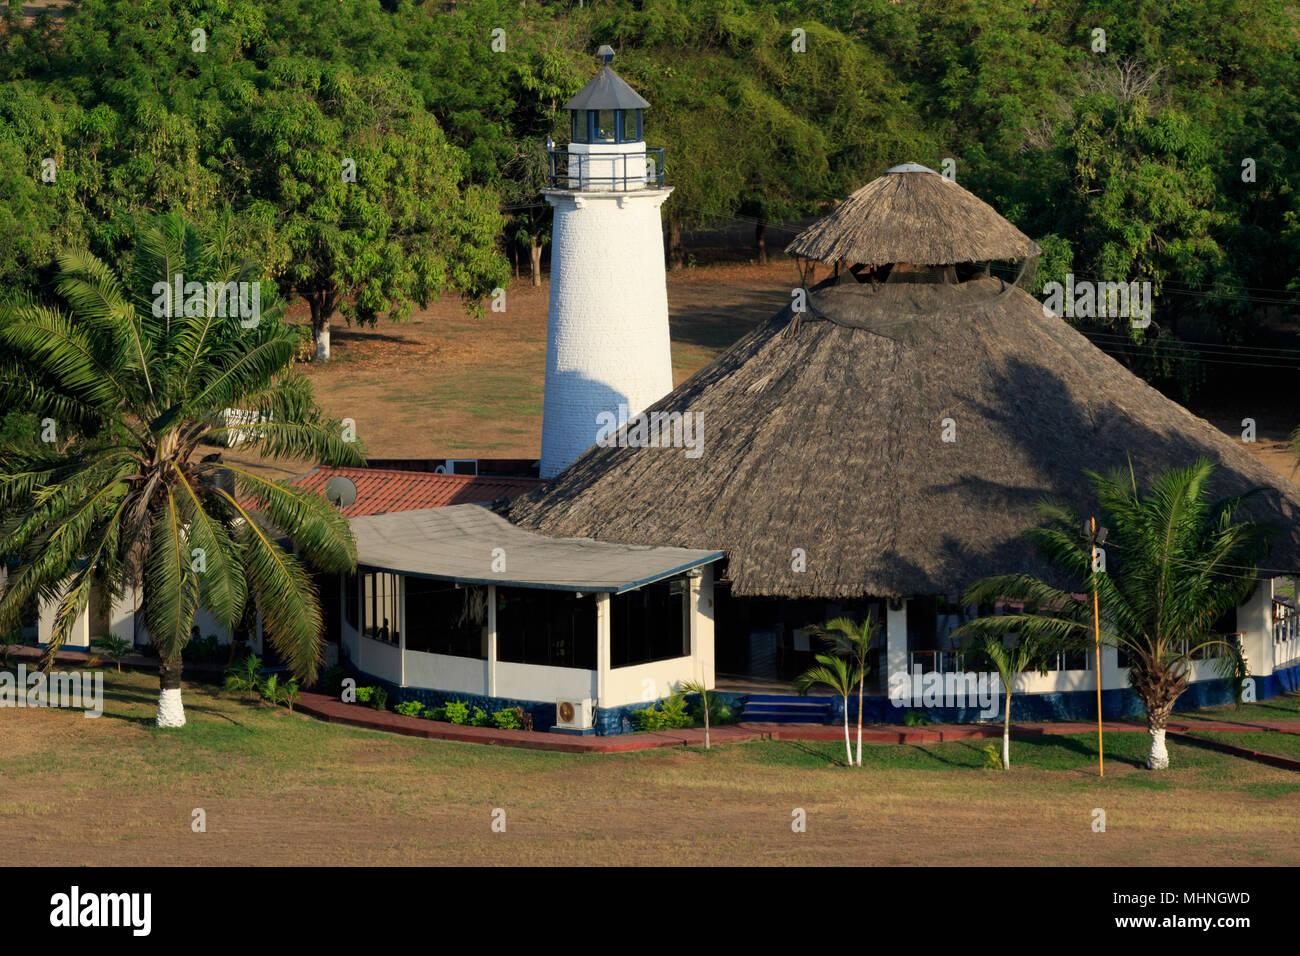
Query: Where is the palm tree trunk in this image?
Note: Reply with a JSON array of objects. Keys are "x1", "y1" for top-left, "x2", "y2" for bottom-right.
[
  {"x1": 1145, "y1": 699, "x2": 1174, "y2": 770},
  {"x1": 703, "y1": 702, "x2": 710, "y2": 750},
  {"x1": 841, "y1": 698, "x2": 852, "y2": 766},
  {"x1": 1002, "y1": 694, "x2": 1011, "y2": 769},
  {"x1": 530, "y1": 240, "x2": 543, "y2": 287},
  {"x1": 156, "y1": 655, "x2": 186, "y2": 728},
  {"x1": 667, "y1": 213, "x2": 684, "y2": 271},
  {"x1": 856, "y1": 679, "x2": 864, "y2": 766}
]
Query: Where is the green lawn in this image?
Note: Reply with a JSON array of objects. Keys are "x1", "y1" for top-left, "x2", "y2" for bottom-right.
[{"x1": 4, "y1": 668, "x2": 1298, "y2": 866}]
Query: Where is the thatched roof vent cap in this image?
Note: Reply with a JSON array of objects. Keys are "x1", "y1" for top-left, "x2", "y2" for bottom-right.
[{"x1": 786, "y1": 164, "x2": 1041, "y2": 267}]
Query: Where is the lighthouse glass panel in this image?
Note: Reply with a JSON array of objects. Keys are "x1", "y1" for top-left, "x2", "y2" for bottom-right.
[
  {"x1": 594, "y1": 109, "x2": 616, "y2": 142},
  {"x1": 619, "y1": 109, "x2": 640, "y2": 142},
  {"x1": 570, "y1": 110, "x2": 587, "y2": 144}
]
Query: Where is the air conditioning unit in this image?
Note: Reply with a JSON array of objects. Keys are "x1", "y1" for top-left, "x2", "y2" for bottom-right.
[
  {"x1": 554, "y1": 697, "x2": 595, "y2": 732},
  {"x1": 433, "y1": 459, "x2": 478, "y2": 476}
]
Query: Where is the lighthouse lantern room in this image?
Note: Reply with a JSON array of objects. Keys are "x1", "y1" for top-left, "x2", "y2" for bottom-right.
[{"x1": 539, "y1": 48, "x2": 674, "y2": 478}]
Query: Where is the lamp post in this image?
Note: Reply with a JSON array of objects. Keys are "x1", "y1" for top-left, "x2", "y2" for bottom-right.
[{"x1": 1087, "y1": 517, "x2": 1108, "y2": 777}]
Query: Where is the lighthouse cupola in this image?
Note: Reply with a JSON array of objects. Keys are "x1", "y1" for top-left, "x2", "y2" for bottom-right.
[
  {"x1": 552, "y1": 46, "x2": 661, "y2": 192},
  {"x1": 538, "y1": 47, "x2": 675, "y2": 479}
]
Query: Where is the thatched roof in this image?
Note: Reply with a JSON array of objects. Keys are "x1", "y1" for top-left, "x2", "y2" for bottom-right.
[
  {"x1": 509, "y1": 275, "x2": 1300, "y2": 598},
  {"x1": 785, "y1": 164, "x2": 1042, "y2": 266}
]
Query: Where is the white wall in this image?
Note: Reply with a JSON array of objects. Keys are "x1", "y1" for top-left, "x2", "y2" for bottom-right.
[
  {"x1": 404, "y1": 650, "x2": 489, "y2": 697},
  {"x1": 496, "y1": 660, "x2": 596, "y2": 702},
  {"x1": 37, "y1": 588, "x2": 90, "y2": 649},
  {"x1": 540, "y1": 187, "x2": 675, "y2": 478}
]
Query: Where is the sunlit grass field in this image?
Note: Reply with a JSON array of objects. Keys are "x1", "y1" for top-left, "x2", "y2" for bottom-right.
[{"x1": 4, "y1": 668, "x2": 1297, "y2": 866}]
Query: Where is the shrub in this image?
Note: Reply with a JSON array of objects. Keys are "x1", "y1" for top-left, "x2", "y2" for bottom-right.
[
  {"x1": 394, "y1": 700, "x2": 424, "y2": 718},
  {"x1": 353, "y1": 685, "x2": 388, "y2": 711},
  {"x1": 355, "y1": 685, "x2": 376, "y2": 703},
  {"x1": 491, "y1": 707, "x2": 523, "y2": 730},
  {"x1": 630, "y1": 693, "x2": 693, "y2": 731},
  {"x1": 691, "y1": 693, "x2": 734, "y2": 726},
  {"x1": 223, "y1": 655, "x2": 262, "y2": 700},
  {"x1": 444, "y1": 700, "x2": 469, "y2": 725},
  {"x1": 469, "y1": 706, "x2": 490, "y2": 727},
  {"x1": 423, "y1": 704, "x2": 447, "y2": 721},
  {"x1": 316, "y1": 665, "x2": 346, "y2": 697},
  {"x1": 283, "y1": 679, "x2": 300, "y2": 713},
  {"x1": 902, "y1": 710, "x2": 931, "y2": 727},
  {"x1": 259, "y1": 673, "x2": 280, "y2": 704},
  {"x1": 93, "y1": 634, "x2": 133, "y2": 672}
]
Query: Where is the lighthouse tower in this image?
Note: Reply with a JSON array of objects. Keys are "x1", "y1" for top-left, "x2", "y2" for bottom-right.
[{"x1": 539, "y1": 47, "x2": 674, "y2": 479}]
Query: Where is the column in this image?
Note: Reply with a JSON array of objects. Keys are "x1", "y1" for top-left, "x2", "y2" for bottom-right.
[
  {"x1": 595, "y1": 592, "x2": 611, "y2": 707},
  {"x1": 885, "y1": 598, "x2": 908, "y2": 685},
  {"x1": 1237, "y1": 576, "x2": 1275, "y2": 679},
  {"x1": 398, "y1": 575, "x2": 407, "y2": 687},
  {"x1": 487, "y1": 584, "x2": 498, "y2": 697}
]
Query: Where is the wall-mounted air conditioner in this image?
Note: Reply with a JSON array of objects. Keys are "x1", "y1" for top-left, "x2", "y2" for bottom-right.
[{"x1": 555, "y1": 698, "x2": 595, "y2": 731}]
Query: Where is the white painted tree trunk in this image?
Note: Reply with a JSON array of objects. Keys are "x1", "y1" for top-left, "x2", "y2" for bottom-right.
[
  {"x1": 856, "y1": 685, "x2": 864, "y2": 766},
  {"x1": 842, "y1": 710, "x2": 852, "y2": 766},
  {"x1": 314, "y1": 323, "x2": 330, "y2": 362},
  {"x1": 1002, "y1": 731, "x2": 1010, "y2": 770},
  {"x1": 1147, "y1": 727, "x2": 1169, "y2": 770},
  {"x1": 156, "y1": 688, "x2": 186, "y2": 728}
]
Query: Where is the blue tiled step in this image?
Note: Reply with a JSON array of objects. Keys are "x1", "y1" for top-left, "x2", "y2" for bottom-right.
[{"x1": 741, "y1": 694, "x2": 833, "y2": 723}]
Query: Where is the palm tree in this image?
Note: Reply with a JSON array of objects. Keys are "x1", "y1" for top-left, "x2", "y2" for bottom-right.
[
  {"x1": 678, "y1": 678, "x2": 711, "y2": 749},
  {"x1": 795, "y1": 653, "x2": 862, "y2": 767},
  {"x1": 958, "y1": 630, "x2": 1054, "y2": 769},
  {"x1": 960, "y1": 461, "x2": 1271, "y2": 770},
  {"x1": 814, "y1": 615, "x2": 878, "y2": 766},
  {"x1": 0, "y1": 215, "x2": 364, "y2": 727}
]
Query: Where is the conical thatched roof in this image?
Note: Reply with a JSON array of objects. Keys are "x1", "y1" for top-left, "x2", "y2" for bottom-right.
[
  {"x1": 785, "y1": 164, "x2": 1042, "y2": 266},
  {"x1": 510, "y1": 275, "x2": 1300, "y2": 598}
]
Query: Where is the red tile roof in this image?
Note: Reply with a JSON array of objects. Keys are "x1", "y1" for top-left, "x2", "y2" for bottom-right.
[{"x1": 290, "y1": 467, "x2": 544, "y2": 518}]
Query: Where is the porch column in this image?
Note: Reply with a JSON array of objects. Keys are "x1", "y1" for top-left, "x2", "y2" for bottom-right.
[
  {"x1": 596, "y1": 592, "x2": 611, "y2": 706},
  {"x1": 487, "y1": 584, "x2": 498, "y2": 697},
  {"x1": 692, "y1": 566, "x2": 716, "y2": 688},
  {"x1": 886, "y1": 598, "x2": 908, "y2": 685},
  {"x1": 1238, "y1": 576, "x2": 1276, "y2": 679},
  {"x1": 37, "y1": 581, "x2": 91, "y2": 649},
  {"x1": 398, "y1": 575, "x2": 407, "y2": 687}
]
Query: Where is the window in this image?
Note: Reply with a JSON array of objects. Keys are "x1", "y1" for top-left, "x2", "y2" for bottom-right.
[
  {"x1": 497, "y1": 588, "x2": 596, "y2": 669},
  {"x1": 570, "y1": 110, "x2": 587, "y2": 144},
  {"x1": 343, "y1": 572, "x2": 359, "y2": 633},
  {"x1": 362, "y1": 571, "x2": 400, "y2": 645},
  {"x1": 619, "y1": 109, "x2": 639, "y2": 142},
  {"x1": 611, "y1": 579, "x2": 689, "y2": 668},
  {"x1": 594, "y1": 110, "x2": 616, "y2": 142},
  {"x1": 404, "y1": 579, "x2": 487, "y2": 659}
]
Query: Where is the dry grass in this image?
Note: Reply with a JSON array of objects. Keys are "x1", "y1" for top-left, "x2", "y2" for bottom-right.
[{"x1": 4, "y1": 668, "x2": 1298, "y2": 866}]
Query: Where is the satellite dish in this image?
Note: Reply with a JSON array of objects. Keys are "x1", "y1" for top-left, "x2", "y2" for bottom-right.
[{"x1": 324, "y1": 475, "x2": 358, "y2": 510}]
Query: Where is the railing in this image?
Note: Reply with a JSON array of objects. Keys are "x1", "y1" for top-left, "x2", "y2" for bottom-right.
[
  {"x1": 1275, "y1": 600, "x2": 1300, "y2": 668},
  {"x1": 547, "y1": 146, "x2": 666, "y2": 191},
  {"x1": 907, "y1": 650, "x2": 964, "y2": 674}
]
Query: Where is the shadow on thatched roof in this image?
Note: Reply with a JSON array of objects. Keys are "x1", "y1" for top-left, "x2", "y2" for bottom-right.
[
  {"x1": 509, "y1": 277, "x2": 1300, "y2": 598},
  {"x1": 785, "y1": 164, "x2": 1042, "y2": 266}
]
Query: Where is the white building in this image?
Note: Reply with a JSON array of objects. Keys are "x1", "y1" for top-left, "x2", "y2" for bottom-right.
[{"x1": 539, "y1": 47, "x2": 674, "y2": 478}]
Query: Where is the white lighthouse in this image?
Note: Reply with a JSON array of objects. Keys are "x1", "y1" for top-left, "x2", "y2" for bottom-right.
[{"x1": 539, "y1": 47, "x2": 674, "y2": 479}]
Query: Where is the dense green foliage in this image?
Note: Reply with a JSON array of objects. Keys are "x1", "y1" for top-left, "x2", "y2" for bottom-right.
[{"x1": 1, "y1": 0, "x2": 1297, "y2": 386}]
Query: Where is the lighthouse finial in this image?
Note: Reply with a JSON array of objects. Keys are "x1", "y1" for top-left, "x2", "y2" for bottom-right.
[{"x1": 597, "y1": 45, "x2": 615, "y2": 65}]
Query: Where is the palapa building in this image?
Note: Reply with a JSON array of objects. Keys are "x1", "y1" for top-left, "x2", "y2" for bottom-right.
[{"x1": 509, "y1": 162, "x2": 1300, "y2": 725}]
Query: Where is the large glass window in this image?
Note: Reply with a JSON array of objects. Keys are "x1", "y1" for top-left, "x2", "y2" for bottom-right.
[
  {"x1": 570, "y1": 110, "x2": 587, "y2": 143},
  {"x1": 497, "y1": 588, "x2": 596, "y2": 669},
  {"x1": 405, "y1": 579, "x2": 487, "y2": 659},
  {"x1": 343, "y1": 572, "x2": 359, "y2": 633},
  {"x1": 619, "y1": 109, "x2": 640, "y2": 142},
  {"x1": 363, "y1": 571, "x2": 400, "y2": 645},
  {"x1": 594, "y1": 110, "x2": 616, "y2": 142},
  {"x1": 611, "y1": 579, "x2": 689, "y2": 668}
]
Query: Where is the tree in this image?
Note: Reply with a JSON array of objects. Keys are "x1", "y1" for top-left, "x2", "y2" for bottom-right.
[
  {"x1": 814, "y1": 614, "x2": 878, "y2": 766},
  {"x1": 240, "y1": 61, "x2": 508, "y2": 360},
  {"x1": 0, "y1": 215, "x2": 365, "y2": 727},
  {"x1": 678, "y1": 678, "x2": 711, "y2": 750},
  {"x1": 959, "y1": 461, "x2": 1270, "y2": 770},
  {"x1": 795, "y1": 652, "x2": 862, "y2": 767},
  {"x1": 957, "y1": 629, "x2": 1054, "y2": 770}
]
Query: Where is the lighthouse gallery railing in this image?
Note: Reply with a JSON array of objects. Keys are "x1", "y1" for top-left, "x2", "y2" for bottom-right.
[{"x1": 547, "y1": 146, "x2": 666, "y2": 191}]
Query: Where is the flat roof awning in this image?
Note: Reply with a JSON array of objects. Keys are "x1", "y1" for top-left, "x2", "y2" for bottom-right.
[{"x1": 349, "y1": 504, "x2": 724, "y2": 593}]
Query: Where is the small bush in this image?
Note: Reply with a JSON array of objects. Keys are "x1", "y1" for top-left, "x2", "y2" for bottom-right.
[
  {"x1": 902, "y1": 710, "x2": 931, "y2": 727},
  {"x1": 316, "y1": 665, "x2": 346, "y2": 696},
  {"x1": 492, "y1": 707, "x2": 523, "y2": 730},
  {"x1": 630, "y1": 694, "x2": 693, "y2": 731},
  {"x1": 444, "y1": 700, "x2": 469, "y2": 725},
  {"x1": 394, "y1": 700, "x2": 424, "y2": 718},
  {"x1": 355, "y1": 685, "x2": 376, "y2": 704},
  {"x1": 469, "y1": 706, "x2": 490, "y2": 727},
  {"x1": 691, "y1": 693, "x2": 734, "y2": 726},
  {"x1": 223, "y1": 654, "x2": 262, "y2": 700},
  {"x1": 423, "y1": 704, "x2": 447, "y2": 721}
]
